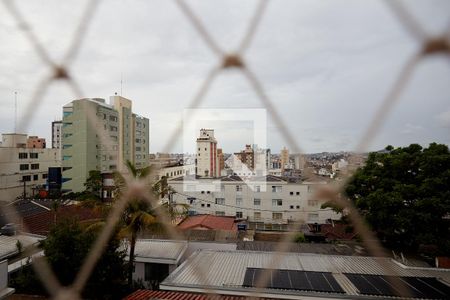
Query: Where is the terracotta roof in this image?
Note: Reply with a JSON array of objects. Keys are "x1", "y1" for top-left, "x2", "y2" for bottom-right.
[
  {"x1": 177, "y1": 215, "x2": 237, "y2": 231},
  {"x1": 316, "y1": 223, "x2": 358, "y2": 240},
  {"x1": 22, "y1": 205, "x2": 102, "y2": 235},
  {"x1": 123, "y1": 290, "x2": 265, "y2": 300}
]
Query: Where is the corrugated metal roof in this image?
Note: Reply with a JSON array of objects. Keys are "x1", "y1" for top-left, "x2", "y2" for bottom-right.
[
  {"x1": 0, "y1": 234, "x2": 42, "y2": 260},
  {"x1": 123, "y1": 289, "x2": 270, "y2": 300},
  {"x1": 131, "y1": 239, "x2": 187, "y2": 264},
  {"x1": 161, "y1": 250, "x2": 450, "y2": 299}
]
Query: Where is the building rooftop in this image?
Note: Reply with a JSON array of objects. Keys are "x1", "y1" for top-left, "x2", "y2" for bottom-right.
[
  {"x1": 124, "y1": 290, "x2": 269, "y2": 300},
  {"x1": 161, "y1": 250, "x2": 450, "y2": 299},
  {"x1": 0, "y1": 234, "x2": 43, "y2": 261},
  {"x1": 129, "y1": 239, "x2": 187, "y2": 264},
  {"x1": 178, "y1": 215, "x2": 237, "y2": 231}
]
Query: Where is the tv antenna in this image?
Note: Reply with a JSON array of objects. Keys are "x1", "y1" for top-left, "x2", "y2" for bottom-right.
[{"x1": 14, "y1": 91, "x2": 17, "y2": 133}]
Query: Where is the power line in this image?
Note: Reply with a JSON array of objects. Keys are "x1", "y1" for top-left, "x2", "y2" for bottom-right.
[{"x1": 173, "y1": 191, "x2": 336, "y2": 214}]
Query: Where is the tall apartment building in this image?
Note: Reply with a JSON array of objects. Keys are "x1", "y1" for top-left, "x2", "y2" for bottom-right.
[
  {"x1": 110, "y1": 95, "x2": 149, "y2": 170},
  {"x1": 0, "y1": 133, "x2": 60, "y2": 202},
  {"x1": 195, "y1": 129, "x2": 219, "y2": 178},
  {"x1": 169, "y1": 175, "x2": 340, "y2": 230},
  {"x1": 234, "y1": 144, "x2": 254, "y2": 170},
  {"x1": 51, "y1": 120, "x2": 63, "y2": 149},
  {"x1": 27, "y1": 136, "x2": 46, "y2": 149},
  {"x1": 217, "y1": 148, "x2": 224, "y2": 176},
  {"x1": 61, "y1": 96, "x2": 149, "y2": 193},
  {"x1": 280, "y1": 146, "x2": 289, "y2": 171}
]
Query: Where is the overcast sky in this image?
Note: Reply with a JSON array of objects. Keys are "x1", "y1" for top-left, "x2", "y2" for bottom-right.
[{"x1": 0, "y1": 0, "x2": 449, "y2": 154}]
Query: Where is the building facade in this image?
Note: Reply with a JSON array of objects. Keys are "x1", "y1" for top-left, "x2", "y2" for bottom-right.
[
  {"x1": 0, "y1": 133, "x2": 60, "y2": 202},
  {"x1": 195, "y1": 129, "x2": 219, "y2": 178},
  {"x1": 27, "y1": 136, "x2": 46, "y2": 149},
  {"x1": 169, "y1": 175, "x2": 340, "y2": 229},
  {"x1": 280, "y1": 146, "x2": 289, "y2": 171},
  {"x1": 51, "y1": 120, "x2": 63, "y2": 149},
  {"x1": 110, "y1": 95, "x2": 150, "y2": 171},
  {"x1": 61, "y1": 96, "x2": 149, "y2": 193}
]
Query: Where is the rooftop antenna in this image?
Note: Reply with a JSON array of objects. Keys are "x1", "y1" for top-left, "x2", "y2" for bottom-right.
[
  {"x1": 120, "y1": 72, "x2": 123, "y2": 96},
  {"x1": 14, "y1": 91, "x2": 17, "y2": 133}
]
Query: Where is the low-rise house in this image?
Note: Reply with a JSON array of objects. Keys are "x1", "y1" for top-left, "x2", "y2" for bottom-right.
[
  {"x1": 177, "y1": 215, "x2": 237, "y2": 231},
  {"x1": 127, "y1": 239, "x2": 187, "y2": 289}
]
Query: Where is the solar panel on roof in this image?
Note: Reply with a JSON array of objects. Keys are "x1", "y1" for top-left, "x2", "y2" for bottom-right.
[
  {"x1": 345, "y1": 274, "x2": 450, "y2": 299},
  {"x1": 242, "y1": 268, "x2": 344, "y2": 294}
]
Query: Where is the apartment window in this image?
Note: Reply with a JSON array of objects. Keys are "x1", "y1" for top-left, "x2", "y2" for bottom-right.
[
  {"x1": 290, "y1": 205, "x2": 294, "y2": 209},
  {"x1": 109, "y1": 115, "x2": 117, "y2": 122},
  {"x1": 272, "y1": 212, "x2": 283, "y2": 220},
  {"x1": 236, "y1": 185, "x2": 242, "y2": 192},
  {"x1": 109, "y1": 165, "x2": 117, "y2": 170},
  {"x1": 103, "y1": 113, "x2": 106, "y2": 119},
  {"x1": 272, "y1": 185, "x2": 282, "y2": 193},
  {"x1": 187, "y1": 197, "x2": 195, "y2": 204},
  {"x1": 290, "y1": 192, "x2": 294, "y2": 195},
  {"x1": 296, "y1": 192, "x2": 300, "y2": 195},
  {"x1": 215, "y1": 211, "x2": 225, "y2": 216},
  {"x1": 254, "y1": 212, "x2": 261, "y2": 220},
  {"x1": 31, "y1": 163, "x2": 39, "y2": 170},
  {"x1": 110, "y1": 136, "x2": 118, "y2": 141},
  {"x1": 236, "y1": 197, "x2": 243, "y2": 206},
  {"x1": 206, "y1": 204, "x2": 210, "y2": 207},
  {"x1": 254, "y1": 198, "x2": 261, "y2": 206},
  {"x1": 308, "y1": 200, "x2": 318, "y2": 206},
  {"x1": 296, "y1": 205, "x2": 300, "y2": 209},
  {"x1": 30, "y1": 153, "x2": 38, "y2": 159},
  {"x1": 201, "y1": 203, "x2": 205, "y2": 207},
  {"x1": 206, "y1": 191, "x2": 210, "y2": 194},
  {"x1": 18, "y1": 153, "x2": 28, "y2": 159},
  {"x1": 135, "y1": 138, "x2": 141, "y2": 143},
  {"x1": 19, "y1": 164, "x2": 29, "y2": 171},
  {"x1": 308, "y1": 186, "x2": 313, "y2": 193},
  {"x1": 22, "y1": 175, "x2": 31, "y2": 182},
  {"x1": 215, "y1": 198, "x2": 225, "y2": 205},
  {"x1": 33, "y1": 174, "x2": 38, "y2": 181},
  {"x1": 110, "y1": 126, "x2": 118, "y2": 132},
  {"x1": 201, "y1": 191, "x2": 205, "y2": 194},
  {"x1": 42, "y1": 174, "x2": 48, "y2": 179},
  {"x1": 272, "y1": 199, "x2": 283, "y2": 206},
  {"x1": 255, "y1": 185, "x2": 261, "y2": 192},
  {"x1": 236, "y1": 211, "x2": 243, "y2": 218}
]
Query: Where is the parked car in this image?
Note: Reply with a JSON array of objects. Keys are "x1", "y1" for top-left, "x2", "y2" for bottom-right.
[{"x1": 1, "y1": 223, "x2": 17, "y2": 236}]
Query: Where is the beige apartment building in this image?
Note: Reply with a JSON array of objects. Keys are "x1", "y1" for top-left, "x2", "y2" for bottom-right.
[
  {"x1": 0, "y1": 133, "x2": 60, "y2": 202},
  {"x1": 61, "y1": 96, "x2": 149, "y2": 193},
  {"x1": 169, "y1": 175, "x2": 340, "y2": 230}
]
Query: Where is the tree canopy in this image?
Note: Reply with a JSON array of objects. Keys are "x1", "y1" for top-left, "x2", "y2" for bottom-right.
[
  {"x1": 346, "y1": 143, "x2": 450, "y2": 255},
  {"x1": 42, "y1": 219, "x2": 127, "y2": 299}
]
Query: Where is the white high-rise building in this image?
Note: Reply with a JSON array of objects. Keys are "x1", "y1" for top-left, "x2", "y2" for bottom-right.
[{"x1": 195, "y1": 129, "x2": 219, "y2": 178}]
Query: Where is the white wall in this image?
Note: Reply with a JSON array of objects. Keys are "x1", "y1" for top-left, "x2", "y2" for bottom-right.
[
  {"x1": 0, "y1": 148, "x2": 61, "y2": 202},
  {"x1": 170, "y1": 178, "x2": 340, "y2": 224}
]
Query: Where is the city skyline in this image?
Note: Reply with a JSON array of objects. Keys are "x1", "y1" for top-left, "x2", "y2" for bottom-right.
[{"x1": 1, "y1": 0, "x2": 450, "y2": 154}]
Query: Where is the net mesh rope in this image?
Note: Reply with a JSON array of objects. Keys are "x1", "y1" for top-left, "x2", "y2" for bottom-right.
[{"x1": 1, "y1": 0, "x2": 449, "y2": 298}]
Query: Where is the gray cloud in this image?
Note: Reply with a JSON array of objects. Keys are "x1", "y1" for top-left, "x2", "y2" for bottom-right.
[{"x1": 0, "y1": 0, "x2": 449, "y2": 154}]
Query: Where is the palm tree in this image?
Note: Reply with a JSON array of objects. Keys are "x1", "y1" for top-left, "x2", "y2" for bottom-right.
[{"x1": 114, "y1": 161, "x2": 156, "y2": 285}]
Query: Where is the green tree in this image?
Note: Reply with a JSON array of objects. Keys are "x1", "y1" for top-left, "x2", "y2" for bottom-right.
[
  {"x1": 346, "y1": 143, "x2": 450, "y2": 255},
  {"x1": 42, "y1": 219, "x2": 127, "y2": 299},
  {"x1": 114, "y1": 161, "x2": 157, "y2": 286},
  {"x1": 84, "y1": 170, "x2": 102, "y2": 199}
]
